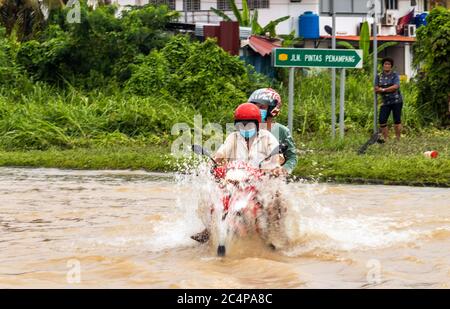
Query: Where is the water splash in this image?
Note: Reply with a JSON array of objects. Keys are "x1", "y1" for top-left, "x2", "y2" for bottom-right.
[{"x1": 78, "y1": 160, "x2": 447, "y2": 258}]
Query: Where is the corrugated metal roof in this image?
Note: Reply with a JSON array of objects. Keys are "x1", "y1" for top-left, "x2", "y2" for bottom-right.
[{"x1": 248, "y1": 35, "x2": 282, "y2": 57}]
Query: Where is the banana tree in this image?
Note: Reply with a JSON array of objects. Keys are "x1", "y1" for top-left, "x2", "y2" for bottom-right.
[
  {"x1": 337, "y1": 21, "x2": 398, "y2": 72},
  {"x1": 210, "y1": 0, "x2": 252, "y2": 26},
  {"x1": 211, "y1": 0, "x2": 289, "y2": 38},
  {"x1": 279, "y1": 30, "x2": 304, "y2": 47}
]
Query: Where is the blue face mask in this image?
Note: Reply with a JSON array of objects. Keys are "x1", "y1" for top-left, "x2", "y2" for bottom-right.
[
  {"x1": 260, "y1": 109, "x2": 268, "y2": 122},
  {"x1": 239, "y1": 128, "x2": 256, "y2": 139}
]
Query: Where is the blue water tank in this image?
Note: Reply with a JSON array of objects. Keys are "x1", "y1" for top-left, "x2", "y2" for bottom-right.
[
  {"x1": 415, "y1": 13, "x2": 428, "y2": 28},
  {"x1": 299, "y1": 11, "x2": 320, "y2": 39}
]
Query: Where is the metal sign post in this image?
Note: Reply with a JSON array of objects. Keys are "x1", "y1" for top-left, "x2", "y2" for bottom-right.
[
  {"x1": 368, "y1": 0, "x2": 383, "y2": 133},
  {"x1": 373, "y1": 14, "x2": 379, "y2": 134},
  {"x1": 288, "y1": 67, "x2": 295, "y2": 133},
  {"x1": 331, "y1": 0, "x2": 336, "y2": 139},
  {"x1": 339, "y1": 68, "x2": 346, "y2": 138}
]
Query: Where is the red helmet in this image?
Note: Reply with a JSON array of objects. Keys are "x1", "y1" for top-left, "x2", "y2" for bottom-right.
[
  {"x1": 248, "y1": 88, "x2": 282, "y2": 117},
  {"x1": 234, "y1": 103, "x2": 262, "y2": 124}
]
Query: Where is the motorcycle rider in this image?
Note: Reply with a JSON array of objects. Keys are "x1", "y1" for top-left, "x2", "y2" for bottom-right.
[
  {"x1": 191, "y1": 103, "x2": 283, "y2": 243},
  {"x1": 213, "y1": 102, "x2": 283, "y2": 169},
  {"x1": 248, "y1": 88, "x2": 297, "y2": 176}
]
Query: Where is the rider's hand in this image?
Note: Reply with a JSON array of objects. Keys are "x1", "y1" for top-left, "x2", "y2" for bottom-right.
[{"x1": 271, "y1": 167, "x2": 288, "y2": 177}]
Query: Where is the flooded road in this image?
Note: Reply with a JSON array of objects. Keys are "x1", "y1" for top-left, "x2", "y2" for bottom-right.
[{"x1": 0, "y1": 167, "x2": 449, "y2": 288}]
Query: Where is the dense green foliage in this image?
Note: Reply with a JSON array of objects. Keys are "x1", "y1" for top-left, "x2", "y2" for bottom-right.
[
  {"x1": 10, "y1": 2, "x2": 179, "y2": 87},
  {"x1": 413, "y1": 7, "x2": 450, "y2": 126},
  {"x1": 0, "y1": 85, "x2": 195, "y2": 150},
  {"x1": 0, "y1": 4, "x2": 268, "y2": 150},
  {"x1": 125, "y1": 36, "x2": 267, "y2": 117}
]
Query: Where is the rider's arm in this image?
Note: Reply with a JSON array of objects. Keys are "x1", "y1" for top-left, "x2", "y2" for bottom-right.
[
  {"x1": 273, "y1": 124, "x2": 297, "y2": 174},
  {"x1": 213, "y1": 132, "x2": 237, "y2": 164},
  {"x1": 264, "y1": 131, "x2": 282, "y2": 170}
]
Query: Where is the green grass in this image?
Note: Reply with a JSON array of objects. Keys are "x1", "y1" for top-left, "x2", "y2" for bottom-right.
[
  {"x1": 294, "y1": 129, "x2": 450, "y2": 186},
  {"x1": 0, "y1": 130, "x2": 448, "y2": 187},
  {"x1": 0, "y1": 146, "x2": 175, "y2": 171}
]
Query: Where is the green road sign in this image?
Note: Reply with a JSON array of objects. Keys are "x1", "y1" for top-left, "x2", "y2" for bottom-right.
[{"x1": 273, "y1": 48, "x2": 363, "y2": 69}]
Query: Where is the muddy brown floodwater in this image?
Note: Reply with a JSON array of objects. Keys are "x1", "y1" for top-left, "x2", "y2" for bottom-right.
[{"x1": 0, "y1": 167, "x2": 449, "y2": 288}]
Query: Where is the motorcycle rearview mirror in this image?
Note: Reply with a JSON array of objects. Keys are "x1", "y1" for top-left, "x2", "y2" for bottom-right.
[{"x1": 192, "y1": 144, "x2": 217, "y2": 165}]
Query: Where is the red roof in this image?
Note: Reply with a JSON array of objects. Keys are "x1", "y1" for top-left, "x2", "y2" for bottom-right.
[
  {"x1": 321, "y1": 35, "x2": 416, "y2": 42},
  {"x1": 248, "y1": 35, "x2": 282, "y2": 56}
]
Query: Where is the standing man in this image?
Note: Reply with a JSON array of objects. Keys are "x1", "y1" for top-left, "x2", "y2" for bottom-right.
[{"x1": 375, "y1": 57, "x2": 404, "y2": 141}]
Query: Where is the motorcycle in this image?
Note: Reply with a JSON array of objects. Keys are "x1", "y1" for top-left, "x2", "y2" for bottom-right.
[{"x1": 191, "y1": 144, "x2": 287, "y2": 257}]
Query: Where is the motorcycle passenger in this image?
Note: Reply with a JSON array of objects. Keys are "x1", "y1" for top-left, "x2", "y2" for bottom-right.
[{"x1": 248, "y1": 88, "x2": 297, "y2": 176}]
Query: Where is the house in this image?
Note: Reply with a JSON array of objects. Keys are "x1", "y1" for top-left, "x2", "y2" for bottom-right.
[
  {"x1": 116, "y1": 1, "x2": 448, "y2": 35},
  {"x1": 116, "y1": 0, "x2": 450, "y2": 77}
]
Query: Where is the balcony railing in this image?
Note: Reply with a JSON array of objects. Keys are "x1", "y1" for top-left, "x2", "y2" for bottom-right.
[{"x1": 177, "y1": 10, "x2": 232, "y2": 24}]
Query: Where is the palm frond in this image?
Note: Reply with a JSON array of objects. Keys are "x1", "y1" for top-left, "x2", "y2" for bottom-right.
[
  {"x1": 210, "y1": 7, "x2": 232, "y2": 21},
  {"x1": 261, "y1": 15, "x2": 289, "y2": 38},
  {"x1": 359, "y1": 21, "x2": 370, "y2": 61},
  {"x1": 376, "y1": 41, "x2": 398, "y2": 54},
  {"x1": 241, "y1": 0, "x2": 250, "y2": 26},
  {"x1": 251, "y1": 9, "x2": 262, "y2": 34},
  {"x1": 337, "y1": 41, "x2": 355, "y2": 49},
  {"x1": 227, "y1": 0, "x2": 242, "y2": 25}
]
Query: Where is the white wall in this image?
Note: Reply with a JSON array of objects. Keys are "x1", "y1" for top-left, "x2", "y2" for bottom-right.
[
  {"x1": 255, "y1": 0, "x2": 318, "y2": 34},
  {"x1": 115, "y1": 0, "x2": 422, "y2": 36},
  {"x1": 117, "y1": 0, "x2": 138, "y2": 5}
]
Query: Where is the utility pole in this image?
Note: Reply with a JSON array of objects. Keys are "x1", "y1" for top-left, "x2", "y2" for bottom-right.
[
  {"x1": 368, "y1": 0, "x2": 381, "y2": 133},
  {"x1": 184, "y1": 0, "x2": 188, "y2": 23}
]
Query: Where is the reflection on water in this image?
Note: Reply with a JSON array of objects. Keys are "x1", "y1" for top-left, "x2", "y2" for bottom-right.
[{"x1": 0, "y1": 167, "x2": 449, "y2": 288}]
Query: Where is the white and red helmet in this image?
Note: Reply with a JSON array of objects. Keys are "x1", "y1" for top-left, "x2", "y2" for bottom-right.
[{"x1": 248, "y1": 88, "x2": 282, "y2": 118}]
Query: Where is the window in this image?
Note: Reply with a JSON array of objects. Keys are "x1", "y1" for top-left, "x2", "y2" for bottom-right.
[
  {"x1": 217, "y1": 0, "x2": 232, "y2": 11},
  {"x1": 184, "y1": 0, "x2": 201, "y2": 11},
  {"x1": 248, "y1": 0, "x2": 269, "y2": 9},
  {"x1": 320, "y1": 0, "x2": 381, "y2": 14},
  {"x1": 216, "y1": 0, "x2": 269, "y2": 11},
  {"x1": 385, "y1": 0, "x2": 398, "y2": 10},
  {"x1": 148, "y1": 0, "x2": 176, "y2": 10}
]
